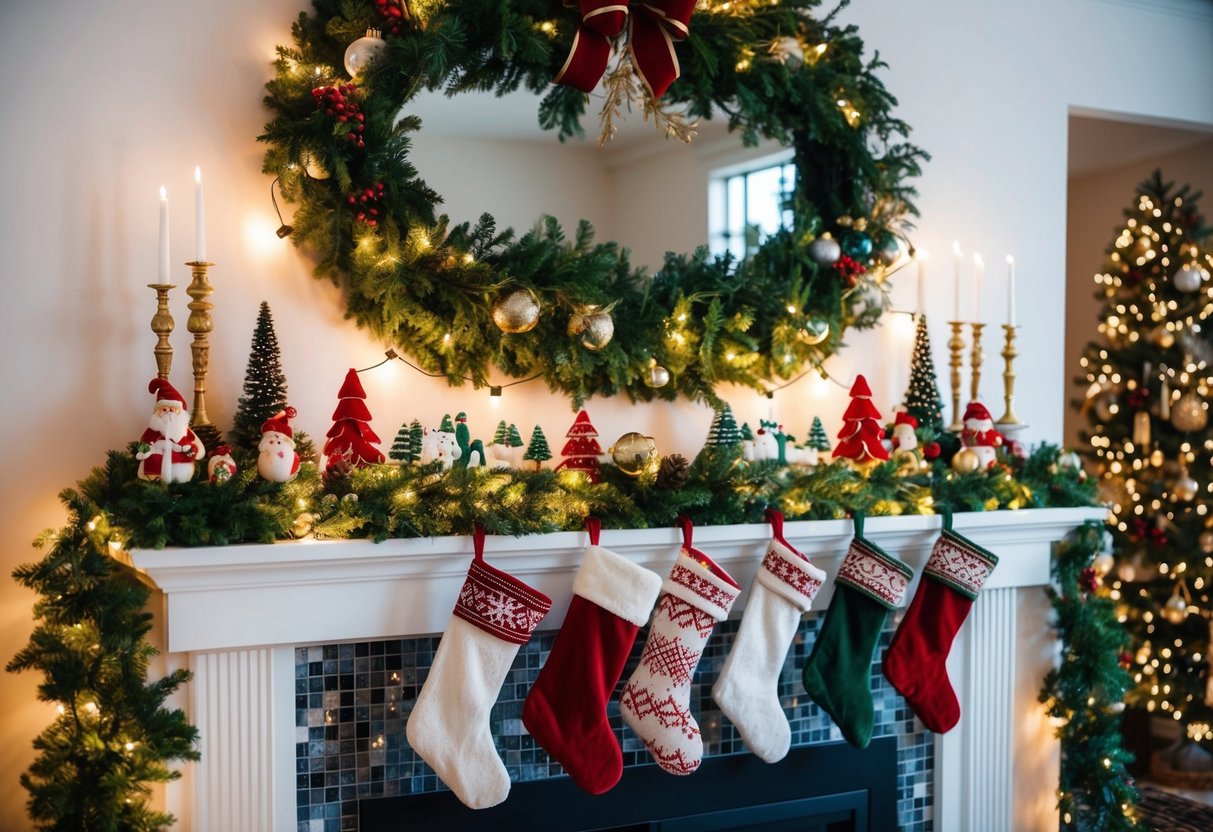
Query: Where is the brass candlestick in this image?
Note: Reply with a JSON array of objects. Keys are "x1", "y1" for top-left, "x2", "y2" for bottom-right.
[
  {"x1": 185, "y1": 261, "x2": 215, "y2": 431},
  {"x1": 995, "y1": 324, "x2": 1024, "y2": 427},
  {"x1": 969, "y1": 322, "x2": 985, "y2": 403},
  {"x1": 948, "y1": 321, "x2": 966, "y2": 431},
  {"x1": 147, "y1": 283, "x2": 176, "y2": 379}
]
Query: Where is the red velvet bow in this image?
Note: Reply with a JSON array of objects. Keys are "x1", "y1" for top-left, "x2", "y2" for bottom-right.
[{"x1": 554, "y1": 0, "x2": 695, "y2": 99}]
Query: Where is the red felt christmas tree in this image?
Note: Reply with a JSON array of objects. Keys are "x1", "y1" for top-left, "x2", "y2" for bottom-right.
[
  {"x1": 323, "y1": 368, "x2": 385, "y2": 473},
  {"x1": 832, "y1": 375, "x2": 889, "y2": 463},
  {"x1": 554, "y1": 410, "x2": 603, "y2": 483}
]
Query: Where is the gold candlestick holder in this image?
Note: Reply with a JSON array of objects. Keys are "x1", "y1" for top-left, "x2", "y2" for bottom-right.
[
  {"x1": 948, "y1": 321, "x2": 966, "y2": 431},
  {"x1": 995, "y1": 323, "x2": 1024, "y2": 429},
  {"x1": 969, "y1": 322, "x2": 985, "y2": 403},
  {"x1": 147, "y1": 283, "x2": 176, "y2": 379},
  {"x1": 184, "y1": 261, "x2": 220, "y2": 448}
]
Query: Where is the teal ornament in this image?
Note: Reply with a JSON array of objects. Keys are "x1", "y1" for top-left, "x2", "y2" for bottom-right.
[{"x1": 841, "y1": 231, "x2": 873, "y2": 260}]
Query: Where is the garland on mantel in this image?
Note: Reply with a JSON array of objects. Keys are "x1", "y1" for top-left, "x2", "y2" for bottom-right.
[
  {"x1": 259, "y1": 0, "x2": 928, "y2": 407},
  {"x1": 8, "y1": 443, "x2": 1098, "y2": 826}
]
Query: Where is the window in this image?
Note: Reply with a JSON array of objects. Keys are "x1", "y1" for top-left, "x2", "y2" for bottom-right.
[{"x1": 708, "y1": 156, "x2": 796, "y2": 261}]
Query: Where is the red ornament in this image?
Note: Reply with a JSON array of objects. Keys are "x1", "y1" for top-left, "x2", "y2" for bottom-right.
[
  {"x1": 1079, "y1": 566, "x2": 1100, "y2": 594},
  {"x1": 923, "y1": 441, "x2": 941, "y2": 460},
  {"x1": 1118, "y1": 651, "x2": 1134, "y2": 670},
  {"x1": 554, "y1": 410, "x2": 604, "y2": 483}
]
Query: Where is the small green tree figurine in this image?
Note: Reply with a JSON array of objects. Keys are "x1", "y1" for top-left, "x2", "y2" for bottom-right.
[
  {"x1": 390, "y1": 419, "x2": 419, "y2": 463},
  {"x1": 493, "y1": 420, "x2": 509, "y2": 445},
  {"x1": 706, "y1": 404, "x2": 742, "y2": 447},
  {"x1": 233, "y1": 301, "x2": 313, "y2": 457},
  {"x1": 807, "y1": 416, "x2": 831, "y2": 452},
  {"x1": 523, "y1": 424, "x2": 553, "y2": 470},
  {"x1": 903, "y1": 314, "x2": 945, "y2": 435}
]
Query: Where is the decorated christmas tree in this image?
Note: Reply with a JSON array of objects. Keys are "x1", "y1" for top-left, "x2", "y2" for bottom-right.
[
  {"x1": 706, "y1": 404, "x2": 742, "y2": 447},
  {"x1": 1077, "y1": 171, "x2": 1213, "y2": 765},
  {"x1": 390, "y1": 419, "x2": 420, "y2": 463},
  {"x1": 323, "y1": 368, "x2": 385, "y2": 473},
  {"x1": 554, "y1": 410, "x2": 603, "y2": 482},
  {"x1": 903, "y1": 314, "x2": 945, "y2": 435},
  {"x1": 807, "y1": 416, "x2": 831, "y2": 452},
  {"x1": 833, "y1": 375, "x2": 889, "y2": 462},
  {"x1": 524, "y1": 425, "x2": 552, "y2": 468},
  {"x1": 232, "y1": 301, "x2": 313, "y2": 457}
]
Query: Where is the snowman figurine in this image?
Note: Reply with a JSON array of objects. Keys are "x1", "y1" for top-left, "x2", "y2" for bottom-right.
[{"x1": 258, "y1": 407, "x2": 301, "y2": 483}]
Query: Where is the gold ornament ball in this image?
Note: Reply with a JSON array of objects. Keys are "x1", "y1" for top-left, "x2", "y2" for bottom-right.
[
  {"x1": 492, "y1": 289, "x2": 541, "y2": 333},
  {"x1": 951, "y1": 448, "x2": 981, "y2": 473},
  {"x1": 644, "y1": 364, "x2": 671, "y2": 388},
  {"x1": 1200, "y1": 530, "x2": 1213, "y2": 554},
  {"x1": 1174, "y1": 471, "x2": 1199, "y2": 502},
  {"x1": 1091, "y1": 551, "x2": 1115, "y2": 577},
  {"x1": 568, "y1": 307, "x2": 614, "y2": 351},
  {"x1": 610, "y1": 432, "x2": 657, "y2": 476},
  {"x1": 1162, "y1": 594, "x2": 1189, "y2": 624},
  {"x1": 893, "y1": 449, "x2": 922, "y2": 475},
  {"x1": 1170, "y1": 393, "x2": 1207, "y2": 433}
]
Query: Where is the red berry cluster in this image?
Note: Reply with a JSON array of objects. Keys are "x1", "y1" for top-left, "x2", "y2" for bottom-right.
[
  {"x1": 1078, "y1": 566, "x2": 1101, "y2": 595},
  {"x1": 1128, "y1": 516, "x2": 1167, "y2": 547},
  {"x1": 348, "y1": 182, "x2": 386, "y2": 226},
  {"x1": 833, "y1": 255, "x2": 867, "y2": 286},
  {"x1": 311, "y1": 84, "x2": 366, "y2": 149},
  {"x1": 374, "y1": 0, "x2": 409, "y2": 36}
]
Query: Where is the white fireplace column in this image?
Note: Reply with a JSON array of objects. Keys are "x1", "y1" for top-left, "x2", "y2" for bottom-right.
[{"x1": 134, "y1": 506, "x2": 1105, "y2": 832}]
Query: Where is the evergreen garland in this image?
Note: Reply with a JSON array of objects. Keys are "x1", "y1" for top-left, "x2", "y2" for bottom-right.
[
  {"x1": 259, "y1": 0, "x2": 928, "y2": 407},
  {"x1": 1040, "y1": 522, "x2": 1140, "y2": 831},
  {"x1": 903, "y1": 313, "x2": 944, "y2": 435}
]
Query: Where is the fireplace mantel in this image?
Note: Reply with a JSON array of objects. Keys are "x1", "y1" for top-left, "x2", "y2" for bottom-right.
[{"x1": 133, "y1": 506, "x2": 1107, "y2": 832}]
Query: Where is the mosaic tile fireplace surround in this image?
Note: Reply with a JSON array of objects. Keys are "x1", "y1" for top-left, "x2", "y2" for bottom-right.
[{"x1": 134, "y1": 507, "x2": 1105, "y2": 831}]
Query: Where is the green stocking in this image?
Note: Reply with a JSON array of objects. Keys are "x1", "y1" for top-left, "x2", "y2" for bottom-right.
[{"x1": 802, "y1": 514, "x2": 911, "y2": 748}]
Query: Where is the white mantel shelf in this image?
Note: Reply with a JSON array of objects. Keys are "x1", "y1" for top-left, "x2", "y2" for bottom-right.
[
  {"x1": 134, "y1": 506, "x2": 1108, "y2": 832},
  {"x1": 134, "y1": 506, "x2": 1107, "y2": 654}
]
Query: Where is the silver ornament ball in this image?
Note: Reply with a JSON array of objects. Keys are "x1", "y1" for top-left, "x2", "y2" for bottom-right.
[
  {"x1": 344, "y1": 28, "x2": 386, "y2": 78},
  {"x1": 798, "y1": 318, "x2": 831, "y2": 346},
  {"x1": 808, "y1": 235, "x2": 842, "y2": 266},
  {"x1": 1173, "y1": 264, "x2": 1206, "y2": 293},
  {"x1": 492, "y1": 288, "x2": 541, "y2": 333},
  {"x1": 1171, "y1": 393, "x2": 1208, "y2": 433}
]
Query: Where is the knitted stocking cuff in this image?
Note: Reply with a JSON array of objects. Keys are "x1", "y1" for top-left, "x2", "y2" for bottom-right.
[
  {"x1": 923, "y1": 530, "x2": 998, "y2": 600},
  {"x1": 453, "y1": 558, "x2": 553, "y2": 644},
  {"x1": 757, "y1": 538, "x2": 826, "y2": 613},
  {"x1": 834, "y1": 537, "x2": 912, "y2": 610},
  {"x1": 662, "y1": 548, "x2": 741, "y2": 621}
]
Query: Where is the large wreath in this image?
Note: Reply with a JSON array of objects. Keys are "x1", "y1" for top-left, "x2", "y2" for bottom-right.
[{"x1": 261, "y1": 0, "x2": 926, "y2": 406}]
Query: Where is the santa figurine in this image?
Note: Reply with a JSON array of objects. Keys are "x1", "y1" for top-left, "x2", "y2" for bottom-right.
[
  {"x1": 961, "y1": 401, "x2": 1003, "y2": 468},
  {"x1": 258, "y1": 407, "x2": 301, "y2": 483},
  {"x1": 889, "y1": 412, "x2": 919, "y2": 453},
  {"x1": 136, "y1": 378, "x2": 205, "y2": 484},
  {"x1": 207, "y1": 445, "x2": 238, "y2": 484}
]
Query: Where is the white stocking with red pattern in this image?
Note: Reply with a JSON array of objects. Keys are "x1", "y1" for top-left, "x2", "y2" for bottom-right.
[{"x1": 621, "y1": 547, "x2": 739, "y2": 775}]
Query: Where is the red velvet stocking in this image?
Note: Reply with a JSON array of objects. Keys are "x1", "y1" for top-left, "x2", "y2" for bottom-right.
[
  {"x1": 522, "y1": 519, "x2": 662, "y2": 794},
  {"x1": 882, "y1": 522, "x2": 997, "y2": 734}
]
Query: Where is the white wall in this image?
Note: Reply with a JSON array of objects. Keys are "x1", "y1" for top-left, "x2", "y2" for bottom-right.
[
  {"x1": 1064, "y1": 138, "x2": 1213, "y2": 449},
  {"x1": 1, "y1": 0, "x2": 1212, "y2": 827}
]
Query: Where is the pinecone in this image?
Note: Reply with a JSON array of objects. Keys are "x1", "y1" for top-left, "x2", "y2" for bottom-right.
[
  {"x1": 656, "y1": 454, "x2": 690, "y2": 489},
  {"x1": 324, "y1": 458, "x2": 354, "y2": 482}
]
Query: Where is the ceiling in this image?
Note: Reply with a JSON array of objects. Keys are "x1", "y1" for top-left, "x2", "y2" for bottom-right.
[{"x1": 1068, "y1": 113, "x2": 1213, "y2": 178}]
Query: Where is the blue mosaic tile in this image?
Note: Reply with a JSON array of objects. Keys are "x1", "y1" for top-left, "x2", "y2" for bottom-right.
[{"x1": 296, "y1": 612, "x2": 934, "y2": 832}]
